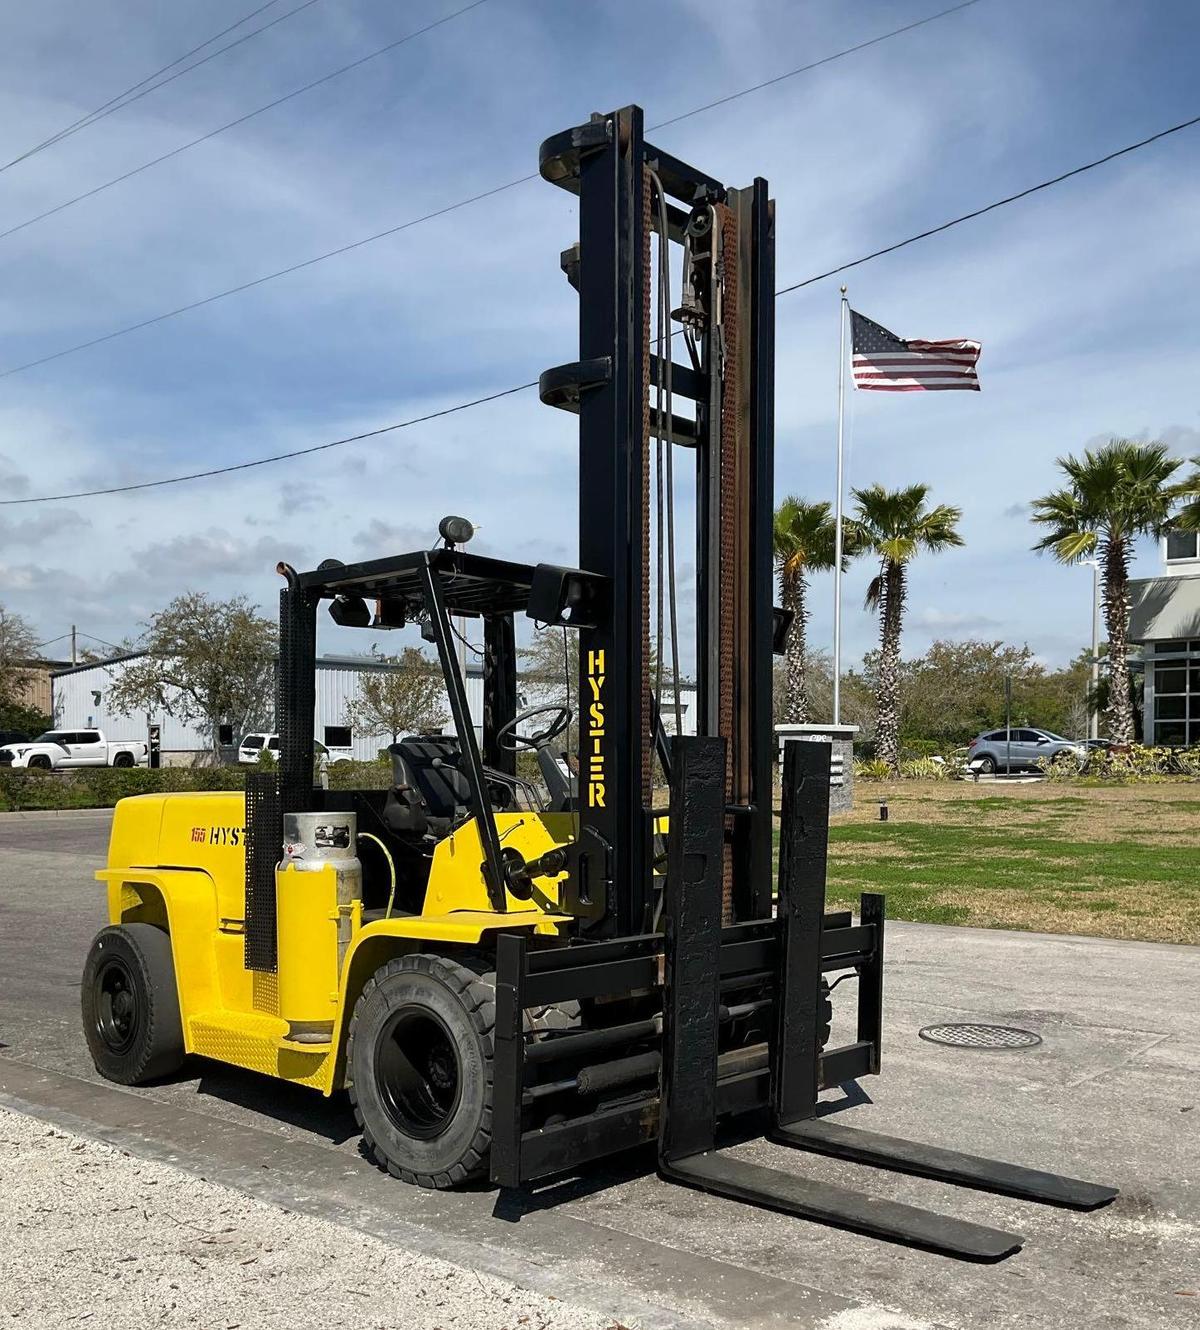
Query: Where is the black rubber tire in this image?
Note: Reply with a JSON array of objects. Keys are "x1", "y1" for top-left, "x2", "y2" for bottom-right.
[
  {"x1": 112, "y1": 752, "x2": 135, "y2": 768},
  {"x1": 81, "y1": 924, "x2": 184, "y2": 1084},
  {"x1": 28, "y1": 755, "x2": 52, "y2": 771},
  {"x1": 976, "y1": 753, "x2": 997, "y2": 774},
  {"x1": 348, "y1": 953, "x2": 495, "y2": 1189}
]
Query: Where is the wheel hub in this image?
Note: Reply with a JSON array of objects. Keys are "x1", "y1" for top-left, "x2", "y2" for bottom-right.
[
  {"x1": 95, "y1": 958, "x2": 139, "y2": 1054},
  {"x1": 375, "y1": 1007, "x2": 462, "y2": 1141}
]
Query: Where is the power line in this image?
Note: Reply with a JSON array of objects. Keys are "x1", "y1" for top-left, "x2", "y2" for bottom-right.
[
  {"x1": 78, "y1": 631, "x2": 126, "y2": 652},
  {"x1": 776, "y1": 110, "x2": 1200, "y2": 293},
  {"x1": 0, "y1": 0, "x2": 323, "y2": 174},
  {"x1": 4, "y1": 106, "x2": 1196, "y2": 508},
  {"x1": 0, "y1": 0, "x2": 494, "y2": 245},
  {"x1": 0, "y1": 1, "x2": 285, "y2": 173},
  {"x1": 2, "y1": 382, "x2": 537, "y2": 503},
  {"x1": 0, "y1": 0, "x2": 981, "y2": 382},
  {"x1": 0, "y1": 173, "x2": 536, "y2": 382},
  {"x1": 648, "y1": 0, "x2": 981, "y2": 133}
]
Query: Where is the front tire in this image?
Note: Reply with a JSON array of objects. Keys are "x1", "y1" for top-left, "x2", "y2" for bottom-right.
[
  {"x1": 347, "y1": 954, "x2": 494, "y2": 1189},
  {"x1": 28, "y1": 755, "x2": 52, "y2": 770},
  {"x1": 81, "y1": 924, "x2": 184, "y2": 1084}
]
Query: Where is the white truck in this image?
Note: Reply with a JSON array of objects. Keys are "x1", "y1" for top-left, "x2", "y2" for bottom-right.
[{"x1": 0, "y1": 728, "x2": 149, "y2": 770}]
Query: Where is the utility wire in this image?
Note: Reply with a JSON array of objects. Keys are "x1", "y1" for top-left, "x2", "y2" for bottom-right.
[
  {"x1": 648, "y1": 0, "x2": 981, "y2": 132},
  {"x1": 2, "y1": 382, "x2": 537, "y2": 502},
  {"x1": 0, "y1": 0, "x2": 323, "y2": 174},
  {"x1": 0, "y1": 172, "x2": 535, "y2": 382},
  {"x1": 79, "y1": 631, "x2": 126, "y2": 652},
  {"x1": 1, "y1": 1, "x2": 285, "y2": 173},
  {"x1": 0, "y1": 0, "x2": 493, "y2": 245},
  {"x1": 0, "y1": 0, "x2": 980, "y2": 381},
  {"x1": 5, "y1": 106, "x2": 1197, "y2": 508},
  {"x1": 776, "y1": 110, "x2": 1200, "y2": 293}
]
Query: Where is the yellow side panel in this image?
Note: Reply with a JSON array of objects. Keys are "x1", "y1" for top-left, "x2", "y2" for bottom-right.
[
  {"x1": 107, "y1": 791, "x2": 248, "y2": 922},
  {"x1": 425, "y1": 812, "x2": 576, "y2": 917},
  {"x1": 99, "y1": 868, "x2": 222, "y2": 1026}
]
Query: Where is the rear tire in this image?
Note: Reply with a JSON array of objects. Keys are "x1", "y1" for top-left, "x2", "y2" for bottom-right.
[
  {"x1": 347, "y1": 954, "x2": 494, "y2": 1189},
  {"x1": 112, "y1": 752, "x2": 135, "y2": 768},
  {"x1": 81, "y1": 924, "x2": 184, "y2": 1084},
  {"x1": 976, "y1": 753, "x2": 997, "y2": 774}
]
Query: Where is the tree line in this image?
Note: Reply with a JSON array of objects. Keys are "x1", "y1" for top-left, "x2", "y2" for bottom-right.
[
  {"x1": 775, "y1": 437, "x2": 1200, "y2": 771},
  {"x1": 4, "y1": 437, "x2": 1198, "y2": 768},
  {"x1": 774, "y1": 640, "x2": 1103, "y2": 753}
]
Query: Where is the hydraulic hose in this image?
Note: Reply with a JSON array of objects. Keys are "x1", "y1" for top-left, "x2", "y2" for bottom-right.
[{"x1": 357, "y1": 831, "x2": 397, "y2": 918}]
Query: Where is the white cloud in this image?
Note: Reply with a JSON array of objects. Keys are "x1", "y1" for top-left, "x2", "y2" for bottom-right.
[{"x1": 910, "y1": 607, "x2": 1002, "y2": 632}]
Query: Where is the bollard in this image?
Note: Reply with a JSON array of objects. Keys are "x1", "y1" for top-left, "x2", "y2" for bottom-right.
[{"x1": 879, "y1": 800, "x2": 889, "y2": 823}]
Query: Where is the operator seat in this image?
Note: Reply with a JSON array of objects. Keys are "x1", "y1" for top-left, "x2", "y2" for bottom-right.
[{"x1": 387, "y1": 736, "x2": 471, "y2": 830}]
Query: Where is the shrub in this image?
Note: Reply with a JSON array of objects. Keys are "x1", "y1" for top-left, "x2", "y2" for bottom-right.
[
  {"x1": 854, "y1": 758, "x2": 893, "y2": 782},
  {"x1": 326, "y1": 759, "x2": 393, "y2": 792},
  {"x1": 0, "y1": 765, "x2": 248, "y2": 811},
  {"x1": 898, "y1": 738, "x2": 947, "y2": 761},
  {"x1": 899, "y1": 756, "x2": 950, "y2": 781},
  {"x1": 1037, "y1": 743, "x2": 1200, "y2": 784}
]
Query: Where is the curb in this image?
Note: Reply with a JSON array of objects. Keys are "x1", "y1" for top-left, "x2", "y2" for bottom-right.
[{"x1": 0, "y1": 806, "x2": 114, "y2": 821}]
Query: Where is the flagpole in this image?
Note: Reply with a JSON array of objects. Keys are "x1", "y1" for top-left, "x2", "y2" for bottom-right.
[{"x1": 832, "y1": 286, "x2": 848, "y2": 725}]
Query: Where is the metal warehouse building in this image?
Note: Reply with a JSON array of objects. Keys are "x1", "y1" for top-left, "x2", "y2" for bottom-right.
[{"x1": 52, "y1": 652, "x2": 695, "y2": 765}]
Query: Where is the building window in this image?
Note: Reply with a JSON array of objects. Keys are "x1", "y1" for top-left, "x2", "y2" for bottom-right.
[
  {"x1": 1152, "y1": 645, "x2": 1200, "y2": 747},
  {"x1": 218, "y1": 724, "x2": 234, "y2": 746},
  {"x1": 324, "y1": 725, "x2": 352, "y2": 749},
  {"x1": 1165, "y1": 529, "x2": 1200, "y2": 562}
]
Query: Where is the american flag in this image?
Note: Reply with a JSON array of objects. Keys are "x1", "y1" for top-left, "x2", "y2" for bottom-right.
[{"x1": 850, "y1": 310, "x2": 981, "y2": 392}]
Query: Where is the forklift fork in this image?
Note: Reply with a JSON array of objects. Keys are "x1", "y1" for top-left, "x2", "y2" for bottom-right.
[{"x1": 656, "y1": 737, "x2": 1117, "y2": 1261}]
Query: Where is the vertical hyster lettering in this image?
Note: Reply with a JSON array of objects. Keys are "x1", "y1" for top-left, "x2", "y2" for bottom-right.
[{"x1": 586, "y1": 648, "x2": 606, "y2": 808}]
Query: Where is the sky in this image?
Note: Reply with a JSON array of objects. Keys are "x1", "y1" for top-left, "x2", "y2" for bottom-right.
[{"x1": 0, "y1": 0, "x2": 1198, "y2": 674}]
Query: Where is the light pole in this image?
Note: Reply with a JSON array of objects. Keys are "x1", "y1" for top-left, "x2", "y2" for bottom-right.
[
  {"x1": 832, "y1": 286, "x2": 849, "y2": 724},
  {"x1": 1082, "y1": 558, "x2": 1100, "y2": 741}
]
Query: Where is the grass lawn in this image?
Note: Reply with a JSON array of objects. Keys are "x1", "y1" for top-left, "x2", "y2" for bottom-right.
[{"x1": 819, "y1": 780, "x2": 1200, "y2": 945}]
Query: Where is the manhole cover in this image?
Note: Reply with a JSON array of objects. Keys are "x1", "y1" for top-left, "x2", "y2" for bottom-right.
[{"x1": 918, "y1": 1022, "x2": 1042, "y2": 1050}]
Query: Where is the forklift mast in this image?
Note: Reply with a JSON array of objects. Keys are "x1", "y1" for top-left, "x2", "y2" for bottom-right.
[{"x1": 540, "y1": 105, "x2": 775, "y2": 934}]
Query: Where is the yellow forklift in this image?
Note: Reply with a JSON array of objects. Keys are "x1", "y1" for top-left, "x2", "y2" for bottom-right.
[{"x1": 82, "y1": 105, "x2": 1116, "y2": 1254}]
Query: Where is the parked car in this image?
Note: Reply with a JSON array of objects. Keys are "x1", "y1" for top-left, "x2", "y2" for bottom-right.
[
  {"x1": 237, "y1": 732, "x2": 351, "y2": 765},
  {"x1": 238, "y1": 732, "x2": 280, "y2": 764},
  {"x1": 967, "y1": 728, "x2": 1086, "y2": 773},
  {"x1": 0, "y1": 728, "x2": 148, "y2": 770}
]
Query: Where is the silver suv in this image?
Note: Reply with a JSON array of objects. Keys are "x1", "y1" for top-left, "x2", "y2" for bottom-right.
[{"x1": 968, "y1": 728, "x2": 1085, "y2": 773}]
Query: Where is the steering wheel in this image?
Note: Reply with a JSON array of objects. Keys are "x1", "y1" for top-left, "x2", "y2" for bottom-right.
[{"x1": 497, "y1": 704, "x2": 571, "y2": 752}]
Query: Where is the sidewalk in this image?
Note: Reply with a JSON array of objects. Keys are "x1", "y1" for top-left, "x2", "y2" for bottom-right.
[{"x1": 0, "y1": 1107, "x2": 626, "y2": 1330}]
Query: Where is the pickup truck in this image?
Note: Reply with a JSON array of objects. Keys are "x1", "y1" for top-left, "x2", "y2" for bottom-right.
[{"x1": 0, "y1": 728, "x2": 149, "y2": 770}]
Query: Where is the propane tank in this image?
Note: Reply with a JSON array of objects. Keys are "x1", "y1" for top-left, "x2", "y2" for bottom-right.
[{"x1": 276, "y1": 811, "x2": 362, "y2": 1044}]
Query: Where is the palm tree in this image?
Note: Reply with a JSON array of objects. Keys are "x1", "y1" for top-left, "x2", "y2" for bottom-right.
[
  {"x1": 1031, "y1": 438, "x2": 1186, "y2": 745},
  {"x1": 1175, "y1": 457, "x2": 1200, "y2": 532},
  {"x1": 773, "y1": 498, "x2": 850, "y2": 724},
  {"x1": 850, "y1": 484, "x2": 964, "y2": 772}
]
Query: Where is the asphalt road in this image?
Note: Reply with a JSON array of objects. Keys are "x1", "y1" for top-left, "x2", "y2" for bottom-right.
[{"x1": 1, "y1": 810, "x2": 1197, "y2": 1329}]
